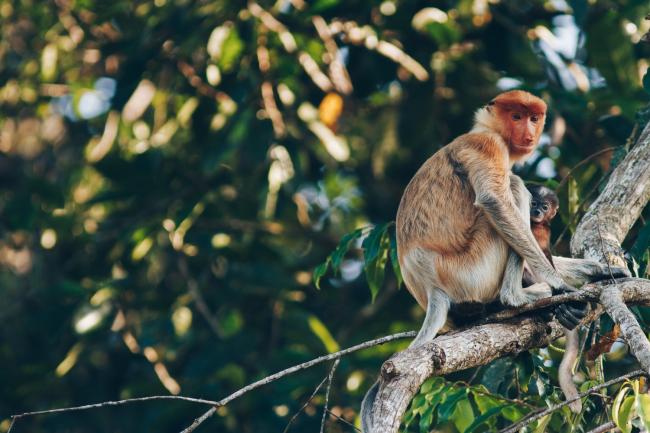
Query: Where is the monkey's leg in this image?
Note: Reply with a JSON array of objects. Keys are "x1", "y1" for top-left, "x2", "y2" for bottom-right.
[
  {"x1": 553, "y1": 256, "x2": 630, "y2": 287},
  {"x1": 411, "y1": 288, "x2": 450, "y2": 347},
  {"x1": 500, "y1": 251, "x2": 552, "y2": 306}
]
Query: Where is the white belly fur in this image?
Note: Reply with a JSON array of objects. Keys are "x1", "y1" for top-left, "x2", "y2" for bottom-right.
[{"x1": 401, "y1": 238, "x2": 509, "y2": 307}]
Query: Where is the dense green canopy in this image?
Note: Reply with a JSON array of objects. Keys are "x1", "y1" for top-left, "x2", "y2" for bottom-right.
[{"x1": 1, "y1": 0, "x2": 649, "y2": 432}]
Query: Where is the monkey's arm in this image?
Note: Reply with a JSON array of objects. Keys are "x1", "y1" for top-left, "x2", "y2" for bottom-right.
[
  {"x1": 459, "y1": 140, "x2": 569, "y2": 291},
  {"x1": 553, "y1": 256, "x2": 630, "y2": 286}
]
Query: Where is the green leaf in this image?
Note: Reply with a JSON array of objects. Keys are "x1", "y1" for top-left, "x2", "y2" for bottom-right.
[
  {"x1": 365, "y1": 251, "x2": 387, "y2": 302},
  {"x1": 501, "y1": 405, "x2": 525, "y2": 422},
  {"x1": 421, "y1": 377, "x2": 444, "y2": 395},
  {"x1": 464, "y1": 405, "x2": 504, "y2": 433},
  {"x1": 613, "y1": 384, "x2": 632, "y2": 433},
  {"x1": 218, "y1": 28, "x2": 244, "y2": 73},
  {"x1": 638, "y1": 394, "x2": 650, "y2": 428},
  {"x1": 452, "y1": 399, "x2": 475, "y2": 433},
  {"x1": 438, "y1": 389, "x2": 468, "y2": 422},
  {"x1": 313, "y1": 258, "x2": 330, "y2": 289},
  {"x1": 362, "y1": 223, "x2": 390, "y2": 265},
  {"x1": 481, "y1": 358, "x2": 513, "y2": 394},
  {"x1": 410, "y1": 394, "x2": 428, "y2": 414},
  {"x1": 389, "y1": 227, "x2": 403, "y2": 288},
  {"x1": 331, "y1": 228, "x2": 364, "y2": 271},
  {"x1": 363, "y1": 224, "x2": 390, "y2": 302},
  {"x1": 617, "y1": 395, "x2": 635, "y2": 433},
  {"x1": 418, "y1": 404, "x2": 435, "y2": 432},
  {"x1": 532, "y1": 414, "x2": 552, "y2": 433}
]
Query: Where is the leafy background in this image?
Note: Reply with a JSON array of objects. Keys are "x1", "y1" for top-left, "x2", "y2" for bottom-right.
[{"x1": 1, "y1": 0, "x2": 649, "y2": 432}]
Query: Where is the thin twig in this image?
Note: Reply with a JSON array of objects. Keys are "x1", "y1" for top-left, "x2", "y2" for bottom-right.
[
  {"x1": 9, "y1": 395, "x2": 218, "y2": 432},
  {"x1": 179, "y1": 331, "x2": 416, "y2": 432},
  {"x1": 557, "y1": 147, "x2": 616, "y2": 190},
  {"x1": 320, "y1": 359, "x2": 340, "y2": 433},
  {"x1": 325, "y1": 408, "x2": 361, "y2": 432},
  {"x1": 586, "y1": 421, "x2": 619, "y2": 433},
  {"x1": 498, "y1": 369, "x2": 645, "y2": 433},
  {"x1": 553, "y1": 174, "x2": 608, "y2": 250},
  {"x1": 312, "y1": 15, "x2": 353, "y2": 94},
  {"x1": 283, "y1": 376, "x2": 329, "y2": 433}
]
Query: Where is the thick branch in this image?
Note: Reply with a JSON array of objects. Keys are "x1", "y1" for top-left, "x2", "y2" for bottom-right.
[
  {"x1": 368, "y1": 279, "x2": 650, "y2": 433},
  {"x1": 601, "y1": 285, "x2": 650, "y2": 373},
  {"x1": 571, "y1": 121, "x2": 650, "y2": 265},
  {"x1": 569, "y1": 121, "x2": 650, "y2": 373}
]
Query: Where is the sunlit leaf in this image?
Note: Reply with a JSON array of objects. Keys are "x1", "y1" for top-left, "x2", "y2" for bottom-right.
[
  {"x1": 613, "y1": 383, "x2": 632, "y2": 433},
  {"x1": 307, "y1": 315, "x2": 340, "y2": 353},
  {"x1": 451, "y1": 398, "x2": 474, "y2": 432},
  {"x1": 313, "y1": 258, "x2": 330, "y2": 289}
]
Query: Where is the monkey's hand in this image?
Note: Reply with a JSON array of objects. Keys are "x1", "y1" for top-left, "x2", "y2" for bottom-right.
[{"x1": 553, "y1": 284, "x2": 587, "y2": 330}]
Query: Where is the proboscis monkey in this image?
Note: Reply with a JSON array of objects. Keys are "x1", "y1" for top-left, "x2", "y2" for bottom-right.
[{"x1": 361, "y1": 90, "x2": 629, "y2": 431}]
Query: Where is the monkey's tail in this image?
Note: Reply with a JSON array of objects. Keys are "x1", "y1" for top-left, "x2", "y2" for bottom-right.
[
  {"x1": 360, "y1": 380, "x2": 379, "y2": 433},
  {"x1": 559, "y1": 328, "x2": 582, "y2": 413}
]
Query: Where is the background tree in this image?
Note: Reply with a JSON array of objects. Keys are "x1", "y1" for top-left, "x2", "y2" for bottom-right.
[{"x1": 0, "y1": 0, "x2": 649, "y2": 432}]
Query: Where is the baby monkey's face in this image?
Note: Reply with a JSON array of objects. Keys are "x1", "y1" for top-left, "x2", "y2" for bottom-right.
[{"x1": 528, "y1": 185, "x2": 558, "y2": 224}]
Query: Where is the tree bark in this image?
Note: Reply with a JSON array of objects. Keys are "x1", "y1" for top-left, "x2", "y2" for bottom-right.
[{"x1": 570, "y1": 120, "x2": 650, "y2": 266}]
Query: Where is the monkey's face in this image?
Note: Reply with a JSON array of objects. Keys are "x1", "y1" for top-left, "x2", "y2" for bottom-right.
[
  {"x1": 529, "y1": 186, "x2": 559, "y2": 224},
  {"x1": 500, "y1": 109, "x2": 545, "y2": 157},
  {"x1": 490, "y1": 91, "x2": 547, "y2": 160}
]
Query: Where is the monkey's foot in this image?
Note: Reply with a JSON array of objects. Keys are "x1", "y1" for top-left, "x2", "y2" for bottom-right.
[
  {"x1": 555, "y1": 303, "x2": 587, "y2": 329},
  {"x1": 501, "y1": 283, "x2": 552, "y2": 307},
  {"x1": 552, "y1": 284, "x2": 588, "y2": 330}
]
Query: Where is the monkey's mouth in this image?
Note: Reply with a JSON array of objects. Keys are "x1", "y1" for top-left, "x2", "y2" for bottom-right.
[
  {"x1": 530, "y1": 214, "x2": 544, "y2": 223},
  {"x1": 513, "y1": 142, "x2": 536, "y2": 152}
]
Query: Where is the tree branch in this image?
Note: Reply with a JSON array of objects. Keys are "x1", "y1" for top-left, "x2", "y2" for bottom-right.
[
  {"x1": 571, "y1": 120, "x2": 650, "y2": 265},
  {"x1": 178, "y1": 332, "x2": 415, "y2": 432},
  {"x1": 600, "y1": 285, "x2": 650, "y2": 373},
  {"x1": 8, "y1": 395, "x2": 219, "y2": 433},
  {"x1": 9, "y1": 332, "x2": 414, "y2": 433}
]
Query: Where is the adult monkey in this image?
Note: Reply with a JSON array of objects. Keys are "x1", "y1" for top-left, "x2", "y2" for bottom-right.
[{"x1": 361, "y1": 90, "x2": 629, "y2": 431}]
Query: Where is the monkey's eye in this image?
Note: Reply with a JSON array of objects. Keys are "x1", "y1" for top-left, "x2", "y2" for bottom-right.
[
  {"x1": 512, "y1": 113, "x2": 522, "y2": 121},
  {"x1": 531, "y1": 115, "x2": 539, "y2": 123},
  {"x1": 531, "y1": 201, "x2": 538, "y2": 207},
  {"x1": 542, "y1": 204, "x2": 549, "y2": 212}
]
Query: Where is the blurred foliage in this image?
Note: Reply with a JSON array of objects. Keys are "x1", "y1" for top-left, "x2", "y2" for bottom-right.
[{"x1": 0, "y1": 0, "x2": 649, "y2": 432}]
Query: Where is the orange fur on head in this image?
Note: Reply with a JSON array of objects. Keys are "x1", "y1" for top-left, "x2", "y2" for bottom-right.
[{"x1": 475, "y1": 90, "x2": 547, "y2": 161}]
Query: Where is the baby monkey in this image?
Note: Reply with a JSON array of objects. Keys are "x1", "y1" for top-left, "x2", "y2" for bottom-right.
[{"x1": 523, "y1": 185, "x2": 558, "y2": 285}]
